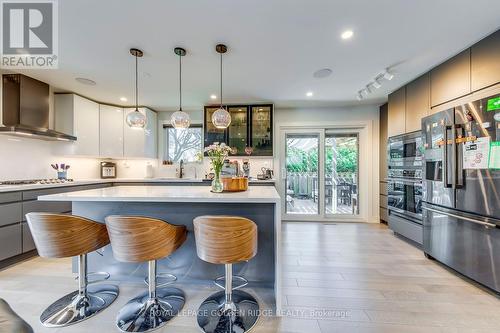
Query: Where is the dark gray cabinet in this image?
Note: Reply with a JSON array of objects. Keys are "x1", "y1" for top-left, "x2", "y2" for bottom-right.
[
  {"x1": 0, "y1": 224, "x2": 22, "y2": 261},
  {"x1": 471, "y1": 29, "x2": 500, "y2": 92},
  {"x1": 431, "y1": 49, "x2": 471, "y2": 107},
  {"x1": 387, "y1": 87, "x2": 406, "y2": 137},
  {"x1": 0, "y1": 202, "x2": 22, "y2": 227},
  {"x1": 22, "y1": 222, "x2": 36, "y2": 252},
  {"x1": 405, "y1": 73, "x2": 430, "y2": 132},
  {"x1": 0, "y1": 192, "x2": 21, "y2": 204},
  {"x1": 0, "y1": 183, "x2": 112, "y2": 265}
]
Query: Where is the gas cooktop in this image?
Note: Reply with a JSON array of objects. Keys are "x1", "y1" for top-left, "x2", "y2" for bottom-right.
[{"x1": 0, "y1": 179, "x2": 74, "y2": 186}]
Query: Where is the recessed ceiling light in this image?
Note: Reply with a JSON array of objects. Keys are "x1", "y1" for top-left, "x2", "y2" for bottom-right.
[
  {"x1": 120, "y1": 97, "x2": 127, "y2": 102},
  {"x1": 210, "y1": 94, "x2": 217, "y2": 100},
  {"x1": 306, "y1": 91, "x2": 313, "y2": 97},
  {"x1": 341, "y1": 30, "x2": 354, "y2": 40},
  {"x1": 75, "y1": 77, "x2": 96, "y2": 86},
  {"x1": 313, "y1": 68, "x2": 333, "y2": 78}
]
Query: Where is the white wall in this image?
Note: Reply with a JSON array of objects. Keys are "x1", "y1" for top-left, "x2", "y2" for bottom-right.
[{"x1": 274, "y1": 105, "x2": 380, "y2": 223}]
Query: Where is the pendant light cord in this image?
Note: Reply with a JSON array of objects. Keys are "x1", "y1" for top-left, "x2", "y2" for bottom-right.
[
  {"x1": 135, "y1": 54, "x2": 139, "y2": 111},
  {"x1": 179, "y1": 54, "x2": 182, "y2": 111},
  {"x1": 220, "y1": 52, "x2": 223, "y2": 108}
]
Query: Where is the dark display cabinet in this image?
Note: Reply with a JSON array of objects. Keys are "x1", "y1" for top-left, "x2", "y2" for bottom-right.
[
  {"x1": 250, "y1": 105, "x2": 273, "y2": 156},
  {"x1": 204, "y1": 104, "x2": 273, "y2": 156}
]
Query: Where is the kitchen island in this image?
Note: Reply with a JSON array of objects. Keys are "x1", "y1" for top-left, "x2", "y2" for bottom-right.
[{"x1": 37, "y1": 185, "x2": 282, "y2": 311}]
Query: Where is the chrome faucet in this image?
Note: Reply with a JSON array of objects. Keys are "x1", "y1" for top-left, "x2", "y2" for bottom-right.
[{"x1": 177, "y1": 159, "x2": 184, "y2": 178}]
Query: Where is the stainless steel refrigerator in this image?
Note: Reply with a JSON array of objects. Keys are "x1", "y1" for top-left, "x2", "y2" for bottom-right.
[{"x1": 422, "y1": 93, "x2": 500, "y2": 293}]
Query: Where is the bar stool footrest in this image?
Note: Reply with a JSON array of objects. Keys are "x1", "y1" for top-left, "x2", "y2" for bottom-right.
[
  {"x1": 144, "y1": 273, "x2": 177, "y2": 288},
  {"x1": 214, "y1": 275, "x2": 248, "y2": 290},
  {"x1": 75, "y1": 271, "x2": 111, "y2": 285}
]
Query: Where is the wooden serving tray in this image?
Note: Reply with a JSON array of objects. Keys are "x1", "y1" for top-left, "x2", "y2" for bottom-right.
[{"x1": 222, "y1": 177, "x2": 249, "y2": 192}]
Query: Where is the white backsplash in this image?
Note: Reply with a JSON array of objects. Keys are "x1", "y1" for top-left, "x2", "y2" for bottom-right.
[
  {"x1": 0, "y1": 135, "x2": 272, "y2": 181},
  {"x1": 152, "y1": 158, "x2": 274, "y2": 179}
]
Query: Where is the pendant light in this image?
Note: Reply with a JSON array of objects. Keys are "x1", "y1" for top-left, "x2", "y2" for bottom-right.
[
  {"x1": 170, "y1": 47, "x2": 190, "y2": 129},
  {"x1": 126, "y1": 48, "x2": 147, "y2": 129},
  {"x1": 211, "y1": 44, "x2": 231, "y2": 129}
]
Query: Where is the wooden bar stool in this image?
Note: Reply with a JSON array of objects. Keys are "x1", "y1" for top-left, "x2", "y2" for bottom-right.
[
  {"x1": 105, "y1": 216, "x2": 187, "y2": 333},
  {"x1": 193, "y1": 215, "x2": 259, "y2": 333},
  {"x1": 25, "y1": 213, "x2": 119, "y2": 328}
]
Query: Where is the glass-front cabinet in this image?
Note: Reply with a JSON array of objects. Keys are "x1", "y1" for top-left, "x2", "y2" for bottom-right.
[
  {"x1": 203, "y1": 104, "x2": 273, "y2": 156},
  {"x1": 250, "y1": 105, "x2": 273, "y2": 156},
  {"x1": 227, "y1": 106, "x2": 248, "y2": 155},
  {"x1": 204, "y1": 106, "x2": 227, "y2": 148}
]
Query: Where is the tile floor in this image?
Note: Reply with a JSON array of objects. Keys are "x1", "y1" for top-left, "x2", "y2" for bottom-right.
[{"x1": 1, "y1": 222, "x2": 499, "y2": 332}]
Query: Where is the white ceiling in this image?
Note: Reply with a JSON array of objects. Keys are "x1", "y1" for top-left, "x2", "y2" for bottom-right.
[{"x1": 10, "y1": 0, "x2": 500, "y2": 111}]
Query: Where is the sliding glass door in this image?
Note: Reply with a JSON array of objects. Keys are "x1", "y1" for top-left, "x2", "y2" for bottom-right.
[
  {"x1": 282, "y1": 129, "x2": 359, "y2": 220},
  {"x1": 284, "y1": 133, "x2": 320, "y2": 215},
  {"x1": 324, "y1": 132, "x2": 359, "y2": 216}
]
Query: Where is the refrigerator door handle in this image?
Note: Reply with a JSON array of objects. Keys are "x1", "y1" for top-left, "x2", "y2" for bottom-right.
[
  {"x1": 454, "y1": 124, "x2": 464, "y2": 189},
  {"x1": 442, "y1": 126, "x2": 452, "y2": 188},
  {"x1": 422, "y1": 206, "x2": 497, "y2": 228}
]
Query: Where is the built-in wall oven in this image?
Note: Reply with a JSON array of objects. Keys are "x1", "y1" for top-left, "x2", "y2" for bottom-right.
[{"x1": 387, "y1": 131, "x2": 424, "y2": 245}]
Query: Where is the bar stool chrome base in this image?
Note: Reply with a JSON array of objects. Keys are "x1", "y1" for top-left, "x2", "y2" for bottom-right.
[
  {"x1": 197, "y1": 290, "x2": 259, "y2": 333},
  {"x1": 116, "y1": 287, "x2": 185, "y2": 332},
  {"x1": 40, "y1": 284, "x2": 119, "y2": 327}
]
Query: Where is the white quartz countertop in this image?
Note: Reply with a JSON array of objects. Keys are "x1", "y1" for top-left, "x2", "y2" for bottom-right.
[
  {"x1": 37, "y1": 185, "x2": 281, "y2": 203},
  {"x1": 0, "y1": 177, "x2": 275, "y2": 193}
]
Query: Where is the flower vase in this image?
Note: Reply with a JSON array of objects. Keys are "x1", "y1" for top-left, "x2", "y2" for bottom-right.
[{"x1": 211, "y1": 170, "x2": 223, "y2": 193}]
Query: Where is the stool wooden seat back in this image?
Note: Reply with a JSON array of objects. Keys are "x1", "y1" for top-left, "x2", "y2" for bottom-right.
[
  {"x1": 26, "y1": 212, "x2": 110, "y2": 258},
  {"x1": 104, "y1": 216, "x2": 187, "y2": 263},
  {"x1": 24, "y1": 213, "x2": 118, "y2": 328},
  {"x1": 193, "y1": 215, "x2": 257, "y2": 264},
  {"x1": 193, "y1": 215, "x2": 259, "y2": 333},
  {"x1": 104, "y1": 216, "x2": 188, "y2": 333}
]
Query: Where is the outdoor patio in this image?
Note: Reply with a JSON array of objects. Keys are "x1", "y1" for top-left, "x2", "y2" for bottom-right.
[{"x1": 286, "y1": 197, "x2": 357, "y2": 215}]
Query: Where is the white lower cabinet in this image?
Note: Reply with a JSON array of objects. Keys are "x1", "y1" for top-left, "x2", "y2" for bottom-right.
[
  {"x1": 123, "y1": 108, "x2": 157, "y2": 158},
  {"x1": 100, "y1": 105, "x2": 124, "y2": 157}
]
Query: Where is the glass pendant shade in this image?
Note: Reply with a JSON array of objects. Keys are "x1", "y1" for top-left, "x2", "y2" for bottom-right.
[
  {"x1": 212, "y1": 107, "x2": 231, "y2": 129},
  {"x1": 126, "y1": 109, "x2": 147, "y2": 128},
  {"x1": 171, "y1": 110, "x2": 190, "y2": 129}
]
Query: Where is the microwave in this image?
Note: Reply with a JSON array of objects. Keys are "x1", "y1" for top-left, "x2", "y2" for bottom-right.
[{"x1": 388, "y1": 131, "x2": 423, "y2": 167}]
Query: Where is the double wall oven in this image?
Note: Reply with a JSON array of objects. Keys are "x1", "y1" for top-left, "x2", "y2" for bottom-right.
[{"x1": 387, "y1": 131, "x2": 424, "y2": 244}]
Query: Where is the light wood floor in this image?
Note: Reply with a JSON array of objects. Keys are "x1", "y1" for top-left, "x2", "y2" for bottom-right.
[{"x1": 1, "y1": 222, "x2": 500, "y2": 332}]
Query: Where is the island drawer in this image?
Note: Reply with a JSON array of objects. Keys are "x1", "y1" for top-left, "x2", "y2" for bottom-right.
[{"x1": 0, "y1": 202, "x2": 22, "y2": 227}]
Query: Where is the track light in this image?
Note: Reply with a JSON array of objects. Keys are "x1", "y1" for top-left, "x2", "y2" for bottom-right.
[
  {"x1": 372, "y1": 79, "x2": 382, "y2": 89},
  {"x1": 383, "y1": 70, "x2": 394, "y2": 80},
  {"x1": 356, "y1": 92, "x2": 363, "y2": 101}
]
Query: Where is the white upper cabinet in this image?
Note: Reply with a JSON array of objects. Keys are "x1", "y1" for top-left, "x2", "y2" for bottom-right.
[
  {"x1": 123, "y1": 108, "x2": 157, "y2": 159},
  {"x1": 55, "y1": 94, "x2": 100, "y2": 156},
  {"x1": 99, "y1": 105, "x2": 124, "y2": 157}
]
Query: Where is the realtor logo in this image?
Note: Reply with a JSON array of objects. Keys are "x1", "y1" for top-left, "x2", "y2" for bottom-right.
[{"x1": 1, "y1": 0, "x2": 58, "y2": 68}]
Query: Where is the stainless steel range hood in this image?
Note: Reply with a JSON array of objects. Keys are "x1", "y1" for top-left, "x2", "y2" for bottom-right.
[{"x1": 0, "y1": 74, "x2": 76, "y2": 141}]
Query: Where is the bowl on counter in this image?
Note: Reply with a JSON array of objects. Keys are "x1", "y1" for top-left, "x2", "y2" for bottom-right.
[{"x1": 221, "y1": 177, "x2": 249, "y2": 192}]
